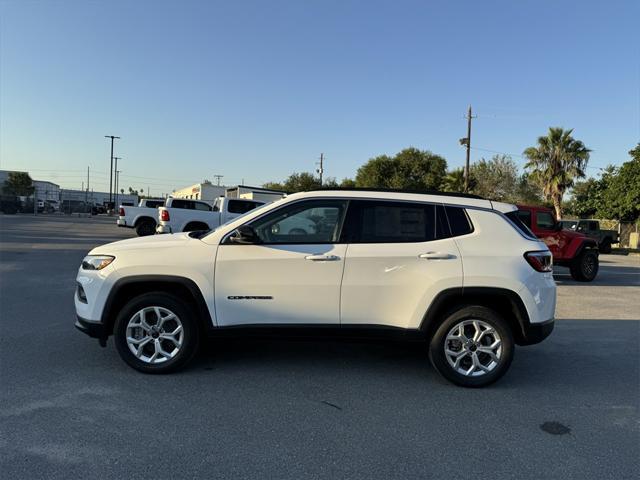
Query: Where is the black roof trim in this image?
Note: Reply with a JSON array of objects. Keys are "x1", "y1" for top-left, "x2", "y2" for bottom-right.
[
  {"x1": 226, "y1": 185, "x2": 287, "y2": 194},
  {"x1": 303, "y1": 187, "x2": 484, "y2": 200}
]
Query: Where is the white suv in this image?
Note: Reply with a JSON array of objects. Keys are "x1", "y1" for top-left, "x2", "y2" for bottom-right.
[{"x1": 75, "y1": 189, "x2": 556, "y2": 387}]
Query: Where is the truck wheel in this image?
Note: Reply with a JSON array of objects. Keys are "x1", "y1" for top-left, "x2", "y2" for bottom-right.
[
  {"x1": 570, "y1": 250, "x2": 599, "y2": 282},
  {"x1": 114, "y1": 293, "x2": 200, "y2": 373},
  {"x1": 135, "y1": 219, "x2": 156, "y2": 236},
  {"x1": 599, "y1": 239, "x2": 612, "y2": 254},
  {"x1": 428, "y1": 306, "x2": 514, "y2": 388}
]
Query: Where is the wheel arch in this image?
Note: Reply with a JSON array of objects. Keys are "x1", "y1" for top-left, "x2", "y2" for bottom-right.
[
  {"x1": 183, "y1": 221, "x2": 209, "y2": 232},
  {"x1": 133, "y1": 215, "x2": 156, "y2": 227},
  {"x1": 101, "y1": 275, "x2": 212, "y2": 337},
  {"x1": 420, "y1": 287, "x2": 532, "y2": 345}
]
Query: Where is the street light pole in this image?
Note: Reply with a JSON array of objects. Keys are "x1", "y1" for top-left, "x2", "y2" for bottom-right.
[
  {"x1": 104, "y1": 135, "x2": 120, "y2": 204},
  {"x1": 113, "y1": 157, "x2": 121, "y2": 208}
]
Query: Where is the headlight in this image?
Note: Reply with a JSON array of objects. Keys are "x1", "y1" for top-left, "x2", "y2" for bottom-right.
[{"x1": 82, "y1": 255, "x2": 115, "y2": 270}]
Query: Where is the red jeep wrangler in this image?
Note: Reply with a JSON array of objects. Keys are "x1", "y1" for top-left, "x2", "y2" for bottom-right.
[{"x1": 515, "y1": 205, "x2": 599, "y2": 282}]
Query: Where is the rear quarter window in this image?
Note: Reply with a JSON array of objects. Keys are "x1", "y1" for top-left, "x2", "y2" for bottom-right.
[
  {"x1": 444, "y1": 206, "x2": 473, "y2": 237},
  {"x1": 506, "y1": 211, "x2": 536, "y2": 238}
]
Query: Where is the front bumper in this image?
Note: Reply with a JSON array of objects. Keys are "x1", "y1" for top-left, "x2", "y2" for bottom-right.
[
  {"x1": 518, "y1": 318, "x2": 554, "y2": 345},
  {"x1": 76, "y1": 315, "x2": 107, "y2": 339}
]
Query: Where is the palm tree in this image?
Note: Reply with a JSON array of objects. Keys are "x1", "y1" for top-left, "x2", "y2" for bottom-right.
[
  {"x1": 442, "y1": 168, "x2": 475, "y2": 193},
  {"x1": 524, "y1": 127, "x2": 590, "y2": 219}
]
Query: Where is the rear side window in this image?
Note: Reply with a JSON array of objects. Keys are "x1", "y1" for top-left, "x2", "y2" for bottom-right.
[
  {"x1": 343, "y1": 201, "x2": 440, "y2": 243},
  {"x1": 228, "y1": 199, "x2": 262, "y2": 214},
  {"x1": 444, "y1": 206, "x2": 473, "y2": 236},
  {"x1": 194, "y1": 202, "x2": 212, "y2": 211},
  {"x1": 506, "y1": 211, "x2": 536, "y2": 238},
  {"x1": 145, "y1": 200, "x2": 164, "y2": 208},
  {"x1": 171, "y1": 200, "x2": 194, "y2": 209}
]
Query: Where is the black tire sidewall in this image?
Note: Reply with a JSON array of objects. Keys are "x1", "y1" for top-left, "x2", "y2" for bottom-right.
[
  {"x1": 114, "y1": 293, "x2": 200, "y2": 373},
  {"x1": 135, "y1": 220, "x2": 155, "y2": 236},
  {"x1": 429, "y1": 306, "x2": 514, "y2": 388},
  {"x1": 571, "y1": 250, "x2": 598, "y2": 281}
]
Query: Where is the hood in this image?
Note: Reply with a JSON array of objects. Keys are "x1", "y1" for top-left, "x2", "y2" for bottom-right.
[{"x1": 89, "y1": 232, "x2": 193, "y2": 255}]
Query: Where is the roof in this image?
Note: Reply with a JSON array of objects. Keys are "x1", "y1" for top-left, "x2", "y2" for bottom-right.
[{"x1": 284, "y1": 188, "x2": 496, "y2": 210}]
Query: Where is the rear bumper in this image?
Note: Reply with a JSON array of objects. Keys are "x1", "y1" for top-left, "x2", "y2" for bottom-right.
[
  {"x1": 156, "y1": 224, "x2": 172, "y2": 234},
  {"x1": 116, "y1": 218, "x2": 128, "y2": 227},
  {"x1": 75, "y1": 315, "x2": 107, "y2": 339},
  {"x1": 518, "y1": 318, "x2": 554, "y2": 346}
]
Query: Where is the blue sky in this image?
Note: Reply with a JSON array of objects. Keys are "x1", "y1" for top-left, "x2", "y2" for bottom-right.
[{"x1": 1, "y1": 0, "x2": 638, "y2": 194}]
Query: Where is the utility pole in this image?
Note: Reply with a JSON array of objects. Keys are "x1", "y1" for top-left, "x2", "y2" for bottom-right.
[
  {"x1": 104, "y1": 135, "x2": 120, "y2": 204},
  {"x1": 316, "y1": 153, "x2": 324, "y2": 186},
  {"x1": 113, "y1": 157, "x2": 121, "y2": 207},
  {"x1": 115, "y1": 170, "x2": 121, "y2": 209},
  {"x1": 213, "y1": 174, "x2": 223, "y2": 186},
  {"x1": 462, "y1": 106, "x2": 476, "y2": 193}
]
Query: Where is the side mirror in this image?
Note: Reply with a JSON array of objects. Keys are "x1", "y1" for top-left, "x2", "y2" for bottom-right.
[
  {"x1": 230, "y1": 225, "x2": 260, "y2": 244},
  {"x1": 555, "y1": 222, "x2": 563, "y2": 231}
]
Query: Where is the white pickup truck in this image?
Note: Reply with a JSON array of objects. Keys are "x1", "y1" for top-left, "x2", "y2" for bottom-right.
[
  {"x1": 117, "y1": 199, "x2": 166, "y2": 236},
  {"x1": 156, "y1": 197, "x2": 265, "y2": 234}
]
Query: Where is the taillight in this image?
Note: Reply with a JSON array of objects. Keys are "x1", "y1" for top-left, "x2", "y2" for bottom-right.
[
  {"x1": 524, "y1": 251, "x2": 553, "y2": 272},
  {"x1": 118, "y1": 207, "x2": 125, "y2": 216},
  {"x1": 161, "y1": 209, "x2": 170, "y2": 221}
]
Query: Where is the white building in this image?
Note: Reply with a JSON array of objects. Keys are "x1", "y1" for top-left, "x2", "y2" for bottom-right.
[
  {"x1": 60, "y1": 189, "x2": 138, "y2": 206},
  {"x1": 33, "y1": 180, "x2": 61, "y2": 202},
  {"x1": 225, "y1": 185, "x2": 286, "y2": 203},
  {"x1": 171, "y1": 181, "x2": 226, "y2": 201}
]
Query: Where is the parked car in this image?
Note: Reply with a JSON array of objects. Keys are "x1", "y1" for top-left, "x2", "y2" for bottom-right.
[
  {"x1": 75, "y1": 189, "x2": 556, "y2": 387},
  {"x1": 117, "y1": 198, "x2": 167, "y2": 236},
  {"x1": 0, "y1": 195, "x2": 19, "y2": 214},
  {"x1": 156, "y1": 197, "x2": 264, "y2": 234},
  {"x1": 572, "y1": 220, "x2": 619, "y2": 253},
  {"x1": 516, "y1": 205, "x2": 599, "y2": 281}
]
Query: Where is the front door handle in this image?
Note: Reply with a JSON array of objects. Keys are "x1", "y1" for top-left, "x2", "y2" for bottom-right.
[
  {"x1": 305, "y1": 254, "x2": 340, "y2": 261},
  {"x1": 419, "y1": 252, "x2": 453, "y2": 260}
]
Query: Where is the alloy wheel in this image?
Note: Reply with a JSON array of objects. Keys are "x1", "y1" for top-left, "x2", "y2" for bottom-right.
[
  {"x1": 444, "y1": 319, "x2": 502, "y2": 377},
  {"x1": 126, "y1": 306, "x2": 184, "y2": 364}
]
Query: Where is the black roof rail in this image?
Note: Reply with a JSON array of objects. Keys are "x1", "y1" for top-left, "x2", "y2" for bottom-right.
[{"x1": 302, "y1": 187, "x2": 485, "y2": 200}]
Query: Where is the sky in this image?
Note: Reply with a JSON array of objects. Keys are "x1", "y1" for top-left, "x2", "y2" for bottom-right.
[{"x1": 1, "y1": 0, "x2": 638, "y2": 195}]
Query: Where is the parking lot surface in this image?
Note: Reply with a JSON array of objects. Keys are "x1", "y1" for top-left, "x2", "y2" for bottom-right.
[{"x1": 1, "y1": 214, "x2": 638, "y2": 479}]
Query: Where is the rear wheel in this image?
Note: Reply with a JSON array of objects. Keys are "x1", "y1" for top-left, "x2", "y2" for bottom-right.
[
  {"x1": 135, "y1": 218, "x2": 156, "y2": 236},
  {"x1": 570, "y1": 249, "x2": 599, "y2": 281},
  {"x1": 428, "y1": 306, "x2": 514, "y2": 387},
  {"x1": 114, "y1": 293, "x2": 200, "y2": 373}
]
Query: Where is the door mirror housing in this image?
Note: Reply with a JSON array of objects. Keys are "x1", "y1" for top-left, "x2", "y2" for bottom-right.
[{"x1": 229, "y1": 225, "x2": 261, "y2": 244}]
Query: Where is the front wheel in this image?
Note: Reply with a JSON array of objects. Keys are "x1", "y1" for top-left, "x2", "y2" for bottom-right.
[
  {"x1": 570, "y1": 250, "x2": 599, "y2": 282},
  {"x1": 429, "y1": 306, "x2": 514, "y2": 387},
  {"x1": 114, "y1": 293, "x2": 200, "y2": 373}
]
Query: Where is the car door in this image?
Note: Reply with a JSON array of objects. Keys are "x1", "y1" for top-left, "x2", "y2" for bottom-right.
[
  {"x1": 339, "y1": 200, "x2": 463, "y2": 329},
  {"x1": 535, "y1": 210, "x2": 563, "y2": 257},
  {"x1": 214, "y1": 199, "x2": 348, "y2": 326}
]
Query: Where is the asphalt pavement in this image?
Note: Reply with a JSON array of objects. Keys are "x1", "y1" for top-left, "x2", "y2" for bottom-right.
[{"x1": 1, "y1": 214, "x2": 638, "y2": 479}]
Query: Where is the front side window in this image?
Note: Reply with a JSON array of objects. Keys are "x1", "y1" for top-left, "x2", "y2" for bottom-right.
[
  {"x1": 249, "y1": 200, "x2": 347, "y2": 244},
  {"x1": 536, "y1": 211, "x2": 556, "y2": 230},
  {"x1": 343, "y1": 200, "x2": 439, "y2": 243}
]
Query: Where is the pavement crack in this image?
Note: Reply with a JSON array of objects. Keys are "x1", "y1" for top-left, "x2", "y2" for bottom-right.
[{"x1": 320, "y1": 400, "x2": 342, "y2": 411}]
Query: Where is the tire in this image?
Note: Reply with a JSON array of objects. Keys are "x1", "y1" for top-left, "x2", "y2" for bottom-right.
[
  {"x1": 428, "y1": 306, "x2": 514, "y2": 388},
  {"x1": 113, "y1": 292, "x2": 200, "y2": 373},
  {"x1": 183, "y1": 222, "x2": 208, "y2": 232},
  {"x1": 599, "y1": 239, "x2": 612, "y2": 254},
  {"x1": 135, "y1": 218, "x2": 156, "y2": 236},
  {"x1": 569, "y1": 249, "x2": 599, "y2": 282}
]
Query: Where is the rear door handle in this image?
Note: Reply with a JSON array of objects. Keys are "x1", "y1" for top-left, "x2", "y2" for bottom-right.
[
  {"x1": 305, "y1": 254, "x2": 340, "y2": 261},
  {"x1": 419, "y1": 252, "x2": 453, "y2": 260}
]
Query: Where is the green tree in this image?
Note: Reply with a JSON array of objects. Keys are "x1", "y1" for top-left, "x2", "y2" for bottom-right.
[
  {"x1": 524, "y1": 127, "x2": 590, "y2": 219},
  {"x1": 339, "y1": 178, "x2": 356, "y2": 188},
  {"x1": 598, "y1": 145, "x2": 640, "y2": 220},
  {"x1": 470, "y1": 155, "x2": 519, "y2": 202},
  {"x1": 355, "y1": 147, "x2": 447, "y2": 190},
  {"x1": 514, "y1": 173, "x2": 543, "y2": 205},
  {"x1": 442, "y1": 168, "x2": 469, "y2": 193},
  {"x1": 263, "y1": 172, "x2": 321, "y2": 193},
  {"x1": 2, "y1": 171, "x2": 34, "y2": 196}
]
